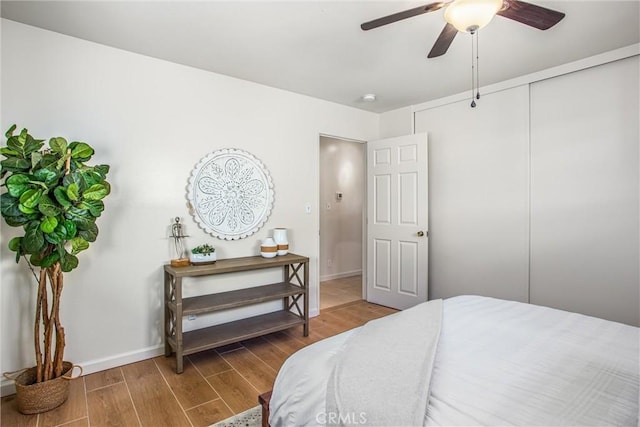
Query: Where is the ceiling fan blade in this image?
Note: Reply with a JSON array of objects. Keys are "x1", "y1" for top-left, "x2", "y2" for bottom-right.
[
  {"x1": 361, "y1": 2, "x2": 447, "y2": 31},
  {"x1": 497, "y1": 0, "x2": 565, "y2": 30},
  {"x1": 428, "y1": 23, "x2": 458, "y2": 58}
]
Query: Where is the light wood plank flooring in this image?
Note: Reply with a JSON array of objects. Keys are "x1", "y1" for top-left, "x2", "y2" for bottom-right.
[
  {"x1": 1, "y1": 300, "x2": 396, "y2": 427},
  {"x1": 320, "y1": 275, "x2": 362, "y2": 310}
]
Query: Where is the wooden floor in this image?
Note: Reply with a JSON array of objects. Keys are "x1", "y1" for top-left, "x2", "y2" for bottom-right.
[
  {"x1": 319, "y1": 275, "x2": 362, "y2": 310},
  {"x1": 1, "y1": 300, "x2": 396, "y2": 427}
]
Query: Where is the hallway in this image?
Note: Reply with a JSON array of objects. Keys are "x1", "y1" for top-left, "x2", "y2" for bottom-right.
[{"x1": 319, "y1": 275, "x2": 362, "y2": 310}]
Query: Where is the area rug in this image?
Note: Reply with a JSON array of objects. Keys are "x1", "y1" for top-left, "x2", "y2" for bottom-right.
[{"x1": 211, "y1": 405, "x2": 261, "y2": 427}]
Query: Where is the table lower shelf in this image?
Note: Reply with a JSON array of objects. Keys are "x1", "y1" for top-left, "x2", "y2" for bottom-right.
[{"x1": 170, "y1": 310, "x2": 305, "y2": 356}]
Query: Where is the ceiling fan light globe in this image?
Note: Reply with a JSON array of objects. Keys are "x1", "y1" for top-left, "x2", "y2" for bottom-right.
[{"x1": 444, "y1": 0, "x2": 504, "y2": 33}]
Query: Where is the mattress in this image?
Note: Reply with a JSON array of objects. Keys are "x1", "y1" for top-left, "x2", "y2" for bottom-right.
[{"x1": 269, "y1": 295, "x2": 639, "y2": 426}]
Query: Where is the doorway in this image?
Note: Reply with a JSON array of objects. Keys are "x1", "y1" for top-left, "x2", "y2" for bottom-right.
[{"x1": 319, "y1": 136, "x2": 365, "y2": 310}]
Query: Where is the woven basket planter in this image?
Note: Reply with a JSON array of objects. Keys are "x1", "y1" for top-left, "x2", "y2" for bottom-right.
[{"x1": 9, "y1": 362, "x2": 78, "y2": 414}]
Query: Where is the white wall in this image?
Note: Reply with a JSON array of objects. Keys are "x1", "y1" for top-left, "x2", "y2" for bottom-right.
[
  {"x1": 319, "y1": 137, "x2": 364, "y2": 281},
  {"x1": 0, "y1": 19, "x2": 378, "y2": 391},
  {"x1": 379, "y1": 106, "x2": 413, "y2": 139}
]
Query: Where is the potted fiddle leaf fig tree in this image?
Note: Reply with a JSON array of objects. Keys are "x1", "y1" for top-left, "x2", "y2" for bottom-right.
[{"x1": 0, "y1": 125, "x2": 110, "y2": 414}]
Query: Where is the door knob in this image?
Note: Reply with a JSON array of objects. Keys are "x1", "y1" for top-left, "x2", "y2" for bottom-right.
[{"x1": 417, "y1": 231, "x2": 425, "y2": 237}]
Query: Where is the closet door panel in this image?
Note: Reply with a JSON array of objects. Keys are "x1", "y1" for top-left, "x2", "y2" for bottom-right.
[
  {"x1": 415, "y1": 86, "x2": 530, "y2": 302},
  {"x1": 530, "y1": 57, "x2": 639, "y2": 326}
]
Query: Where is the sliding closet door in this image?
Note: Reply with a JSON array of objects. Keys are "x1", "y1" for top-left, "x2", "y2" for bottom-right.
[
  {"x1": 530, "y1": 57, "x2": 639, "y2": 326},
  {"x1": 415, "y1": 86, "x2": 530, "y2": 302}
]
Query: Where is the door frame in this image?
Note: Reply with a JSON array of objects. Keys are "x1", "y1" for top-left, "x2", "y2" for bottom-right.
[{"x1": 317, "y1": 134, "x2": 368, "y2": 312}]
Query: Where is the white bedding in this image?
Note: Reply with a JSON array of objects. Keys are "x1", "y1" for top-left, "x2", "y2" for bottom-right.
[
  {"x1": 269, "y1": 295, "x2": 639, "y2": 426},
  {"x1": 326, "y1": 299, "x2": 442, "y2": 426}
]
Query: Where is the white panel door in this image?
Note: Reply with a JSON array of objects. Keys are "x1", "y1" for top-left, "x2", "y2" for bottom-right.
[{"x1": 367, "y1": 133, "x2": 428, "y2": 310}]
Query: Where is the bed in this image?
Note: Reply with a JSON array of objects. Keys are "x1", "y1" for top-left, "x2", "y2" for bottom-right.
[{"x1": 266, "y1": 295, "x2": 639, "y2": 426}]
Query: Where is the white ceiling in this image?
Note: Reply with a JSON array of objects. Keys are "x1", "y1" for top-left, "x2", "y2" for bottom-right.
[{"x1": 2, "y1": 1, "x2": 639, "y2": 113}]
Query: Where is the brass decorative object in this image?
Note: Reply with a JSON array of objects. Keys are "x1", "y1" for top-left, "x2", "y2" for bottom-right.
[{"x1": 170, "y1": 217, "x2": 190, "y2": 267}]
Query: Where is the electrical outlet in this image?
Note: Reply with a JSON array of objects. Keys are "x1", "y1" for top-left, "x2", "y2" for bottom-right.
[
  {"x1": 188, "y1": 314, "x2": 196, "y2": 321},
  {"x1": 327, "y1": 258, "x2": 333, "y2": 267},
  {"x1": 305, "y1": 203, "x2": 312, "y2": 214}
]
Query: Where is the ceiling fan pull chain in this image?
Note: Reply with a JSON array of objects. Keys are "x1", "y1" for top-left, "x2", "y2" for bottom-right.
[
  {"x1": 470, "y1": 30, "x2": 476, "y2": 108},
  {"x1": 476, "y1": 31, "x2": 481, "y2": 100}
]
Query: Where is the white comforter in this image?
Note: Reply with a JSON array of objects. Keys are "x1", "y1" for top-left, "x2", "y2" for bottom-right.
[{"x1": 269, "y1": 295, "x2": 639, "y2": 426}]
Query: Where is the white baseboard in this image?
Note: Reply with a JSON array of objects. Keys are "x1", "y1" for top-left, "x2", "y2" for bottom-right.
[
  {"x1": 1, "y1": 309, "x2": 323, "y2": 397},
  {"x1": 1, "y1": 344, "x2": 164, "y2": 397},
  {"x1": 320, "y1": 270, "x2": 362, "y2": 282}
]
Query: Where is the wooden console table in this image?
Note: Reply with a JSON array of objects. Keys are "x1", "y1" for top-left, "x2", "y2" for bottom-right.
[{"x1": 164, "y1": 253, "x2": 309, "y2": 373}]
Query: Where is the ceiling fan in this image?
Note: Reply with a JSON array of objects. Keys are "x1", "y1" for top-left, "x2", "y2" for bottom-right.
[{"x1": 361, "y1": 0, "x2": 565, "y2": 58}]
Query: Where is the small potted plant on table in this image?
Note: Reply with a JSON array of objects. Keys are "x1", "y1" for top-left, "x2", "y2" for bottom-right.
[{"x1": 189, "y1": 244, "x2": 216, "y2": 265}]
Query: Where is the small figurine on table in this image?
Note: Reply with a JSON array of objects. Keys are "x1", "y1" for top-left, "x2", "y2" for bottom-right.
[{"x1": 170, "y1": 217, "x2": 190, "y2": 267}]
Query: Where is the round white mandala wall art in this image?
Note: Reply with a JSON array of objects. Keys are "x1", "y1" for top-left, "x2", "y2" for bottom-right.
[{"x1": 187, "y1": 148, "x2": 274, "y2": 240}]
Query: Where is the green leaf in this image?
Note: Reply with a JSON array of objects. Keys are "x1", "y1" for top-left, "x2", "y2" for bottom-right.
[
  {"x1": 40, "y1": 154, "x2": 60, "y2": 170},
  {"x1": 5, "y1": 124, "x2": 16, "y2": 138},
  {"x1": 49, "y1": 137, "x2": 68, "y2": 155},
  {"x1": 31, "y1": 151, "x2": 43, "y2": 169},
  {"x1": 45, "y1": 221, "x2": 74, "y2": 244},
  {"x1": 1, "y1": 157, "x2": 30, "y2": 172},
  {"x1": 24, "y1": 135, "x2": 44, "y2": 157},
  {"x1": 38, "y1": 194, "x2": 61, "y2": 217},
  {"x1": 6, "y1": 136, "x2": 22, "y2": 155},
  {"x1": 60, "y1": 252, "x2": 78, "y2": 272},
  {"x1": 4, "y1": 215, "x2": 30, "y2": 226},
  {"x1": 79, "y1": 199, "x2": 104, "y2": 217},
  {"x1": 0, "y1": 147, "x2": 19, "y2": 156},
  {"x1": 62, "y1": 219, "x2": 77, "y2": 239},
  {"x1": 18, "y1": 204, "x2": 37, "y2": 214},
  {"x1": 29, "y1": 253, "x2": 43, "y2": 267},
  {"x1": 23, "y1": 224, "x2": 46, "y2": 253},
  {"x1": 70, "y1": 236, "x2": 89, "y2": 255},
  {"x1": 0, "y1": 193, "x2": 21, "y2": 217},
  {"x1": 19, "y1": 188, "x2": 42, "y2": 209},
  {"x1": 8, "y1": 237, "x2": 22, "y2": 252},
  {"x1": 41, "y1": 251, "x2": 60, "y2": 268},
  {"x1": 40, "y1": 216, "x2": 58, "y2": 233},
  {"x1": 6, "y1": 128, "x2": 44, "y2": 158},
  {"x1": 82, "y1": 184, "x2": 108, "y2": 201},
  {"x1": 65, "y1": 207, "x2": 93, "y2": 230},
  {"x1": 6, "y1": 136, "x2": 21, "y2": 153},
  {"x1": 25, "y1": 136, "x2": 44, "y2": 156},
  {"x1": 94, "y1": 164, "x2": 110, "y2": 178},
  {"x1": 6, "y1": 174, "x2": 31, "y2": 197},
  {"x1": 53, "y1": 187, "x2": 72, "y2": 208},
  {"x1": 78, "y1": 170, "x2": 103, "y2": 187},
  {"x1": 66, "y1": 183, "x2": 79, "y2": 201},
  {"x1": 33, "y1": 168, "x2": 60, "y2": 187},
  {"x1": 78, "y1": 222, "x2": 98, "y2": 242},
  {"x1": 44, "y1": 228, "x2": 64, "y2": 245},
  {"x1": 70, "y1": 142, "x2": 94, "y2": 161},
  {"x1": 63, "y1": 171, "x2": 83, "y2": 189}
]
